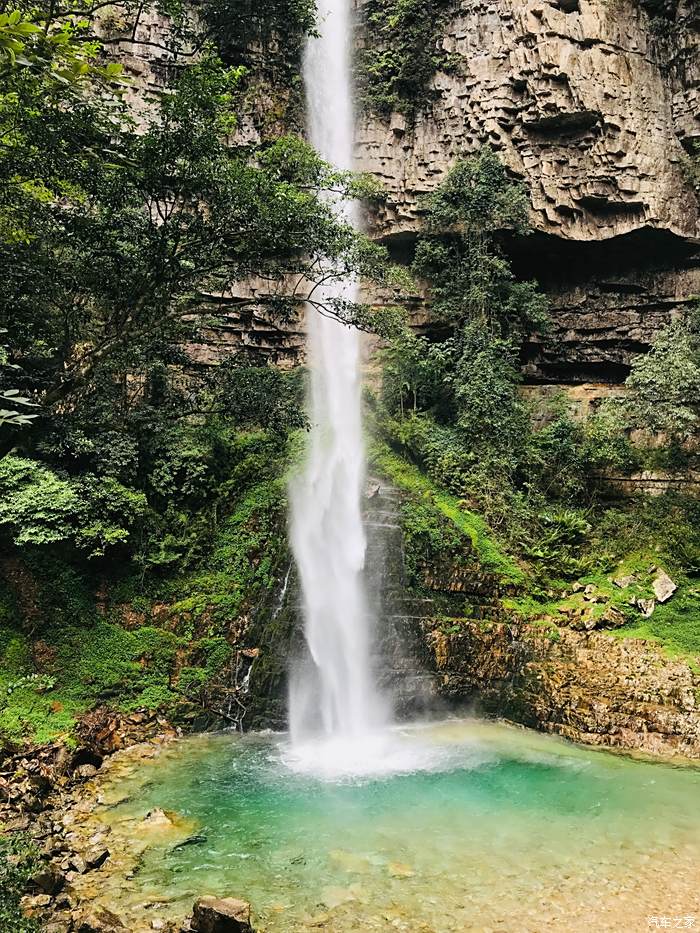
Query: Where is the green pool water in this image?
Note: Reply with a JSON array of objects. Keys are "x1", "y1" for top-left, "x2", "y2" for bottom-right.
[{"x1": 85, "y1": 720, "x2": 700, "y2": 932}]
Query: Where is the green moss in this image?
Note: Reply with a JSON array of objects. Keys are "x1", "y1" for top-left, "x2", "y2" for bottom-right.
[
  {"x1": 0, "y1": 617, "x2": 186, "y2": 745},
  {"x1": 159, "y1": 474, "x2": 287, "y2": 630},
  {"x1": 370, "y1": 442, "x2": 523, "y2": 584},
  {"x1": 0, "y1": 439, "x2": 292, "y2": 747}
]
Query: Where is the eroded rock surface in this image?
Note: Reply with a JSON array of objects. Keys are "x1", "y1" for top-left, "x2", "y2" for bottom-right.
[
  {"x1": 426, "y1": 619, "x2": 700, "y2": 758},
  {"x1": 357, "y1": 0, "x2": 700, "y2": 244}
]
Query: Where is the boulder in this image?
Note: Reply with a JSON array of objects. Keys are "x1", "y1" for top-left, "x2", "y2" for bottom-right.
[
  {"x1": 652, "y1": 571, "x2": 677, "y2": 604},
  {"x1": 599, "y1": 606, "x2": 626, "y2": 629},
  {"x1": 633, "y1": 597, "x2": 655, "y2": 618},
  {"x1": 84, "y1": 845, "x2": 110, "y2": 870},
  {"x1": 29, "y1": 862, "x2": 65, "y2": 895},
  {"x1": 143, "y1": 807, "x2": 174, "y2": 827},
  {"x1": 75, "y1": 906, "x2": 126, "y2": 932},
  {"x1": 191, "y1": 896, "x2": 253, "y2": 933},
  {"x1": 21, "y1": 892, "x2": 52, "y2": 911}
]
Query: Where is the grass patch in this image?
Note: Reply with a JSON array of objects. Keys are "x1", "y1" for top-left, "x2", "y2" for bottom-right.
[
  {"x1": 0, "y1": 833, "x2": 39, "y2": 931},
  {"x1": 612, "y1": 590, "x2": 700, "y2": 663},
  {"x1": 0, "y1": 619, "x2": 183, "y2": 745}
]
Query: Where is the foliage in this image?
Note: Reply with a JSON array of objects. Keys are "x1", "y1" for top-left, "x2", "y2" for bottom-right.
[
  {"x1": 400, "y1": 499, "x2": 467, "y2": 586},
  {"x1": 382, "y1": 150, "x2": 547, "y2": 495},
  {"x1": 620, "y1": 306, "x2": 700, "y2": 440},
  {"x1": 383, "y1": 151, "x2": 547, "y2": 445},
  {"x1": 412, "y1": 149, "x2": 547, "y2": 334},
  {"x1": 201, "y1": 0, "x2": 316, "y2": 70},
  {"x1": 0, "y1": 833, "x2": 39, "y2": 932},
  {"x1": 356, "y1": 0, "x2": 456, "y2": 117},
  {"x1": 0, "y1": 0, "x2": 390, "y2": 581},
  {"x1": 0, "y1": 457, "x2": 146, "y2": 556}
]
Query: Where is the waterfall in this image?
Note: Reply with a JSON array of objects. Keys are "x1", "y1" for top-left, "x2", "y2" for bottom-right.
[{"x1": 288, "y1": 0, "x2": 385, "y2": 747}]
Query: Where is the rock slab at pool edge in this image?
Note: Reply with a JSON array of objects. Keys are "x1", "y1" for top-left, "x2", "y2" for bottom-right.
[{"x1": 191, "y1": 896, "x2": 253, "y2": 933}]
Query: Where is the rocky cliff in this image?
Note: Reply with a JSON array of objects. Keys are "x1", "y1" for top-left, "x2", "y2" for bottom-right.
[
  {"x1": 357, "y1": 0, "x2": 700, "y2": 385},
  {"x1": 428, "y1": 619, "x2": 700, "y2": 759},
  {"x1": 107, "y1": 0, "x2": 700, "y2": 383}
]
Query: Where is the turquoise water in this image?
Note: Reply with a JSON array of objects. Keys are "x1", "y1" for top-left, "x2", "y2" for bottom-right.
[{"x1": 85, "y1": 720, "x2": 700, "y2": 931}]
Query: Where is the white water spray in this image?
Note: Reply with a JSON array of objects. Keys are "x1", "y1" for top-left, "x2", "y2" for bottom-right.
[{"x1": 288, "y1": 0, "x2": 386, "y2": 751}]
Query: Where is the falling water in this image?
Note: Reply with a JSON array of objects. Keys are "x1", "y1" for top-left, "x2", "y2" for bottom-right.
[{"x1": 288, "y1": 0, "x2": 386, "y2": 752}]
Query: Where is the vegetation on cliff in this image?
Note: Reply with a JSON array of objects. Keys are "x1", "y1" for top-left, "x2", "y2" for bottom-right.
[
  {"x1": 0, "y1": 0, "x2": 698, "y2": 757},
  {"x1": 378, "y1": 149, "x2": 700, "y2": 662},
  {"x1": 356, "y1": 0, "x2": 457, "y2": 117}
]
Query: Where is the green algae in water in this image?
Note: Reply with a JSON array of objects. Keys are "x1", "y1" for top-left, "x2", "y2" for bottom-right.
[{"x1": 88, "y1": 721, "x2": 700, "y2": 931}]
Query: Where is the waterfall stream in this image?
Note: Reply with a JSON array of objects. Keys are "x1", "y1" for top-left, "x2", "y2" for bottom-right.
[{"x1": 287, "y1": 0, "x2": 386, "y2": 755}]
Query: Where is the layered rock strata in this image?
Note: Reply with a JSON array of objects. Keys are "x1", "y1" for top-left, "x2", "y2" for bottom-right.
[{"x1": 426, "y1": 619, "x2": 700, "y2": 759}]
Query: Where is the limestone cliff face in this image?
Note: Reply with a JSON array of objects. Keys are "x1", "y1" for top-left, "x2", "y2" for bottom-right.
[
  {"x1": 427, "y1": 620, "x2": 700, "y2": 760},
  {"x1": 357, "y1": 0, "x2": 699, "y2": 244},
  {"x1": 357, "y1": 0, "x2": 700, "y2": 382},
  {"x1": 107, "y1": 1, "x2": 700, "y2": 378}
]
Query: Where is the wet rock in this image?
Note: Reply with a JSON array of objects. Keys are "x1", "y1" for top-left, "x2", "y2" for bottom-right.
[
  {"x1": 29, "y1": 862, "x2": 65, "y2": 895},
  {"x1": 75, "y1": 906, "x2": 127, "y2": 932},
  {"x1": 143, "y1": 807, "x2": 173, "y2": 827},
  {"x1": 191, "y1": 896, "x2": 254, "y2": 933},
  {"x1": 84, "y1": 846, "x2": 110, "y2": 870},
  {"x1": 74, "y1": 764, "x2": 99, "y2": 781},
  {"x1": 652, "y1": 571, "x2": 677, "y2": 604}
]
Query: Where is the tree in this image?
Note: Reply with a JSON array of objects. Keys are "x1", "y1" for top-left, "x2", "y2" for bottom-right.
[
  {"x1": 622, "y1": 307, "x2": 700, "y2": 440},
  {"x1": 0, "y1": 0, "x2": 392, "y2": 570},
  {"x1": 383, "y1": 149, "x2": 546, "y2": 476}
]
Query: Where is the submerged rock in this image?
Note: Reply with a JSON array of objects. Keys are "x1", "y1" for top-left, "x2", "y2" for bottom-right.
[
  {"x1": 143, "y1": 807, "x2": 173, "y2": 826},
  {"x1": 191, "y1": 896, "x2": 253, "y2": 933}
]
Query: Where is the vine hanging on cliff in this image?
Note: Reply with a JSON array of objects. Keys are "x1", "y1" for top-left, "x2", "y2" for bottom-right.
[{"x1": 355, "y1": 0, "x2": 457, "y2": 119}]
